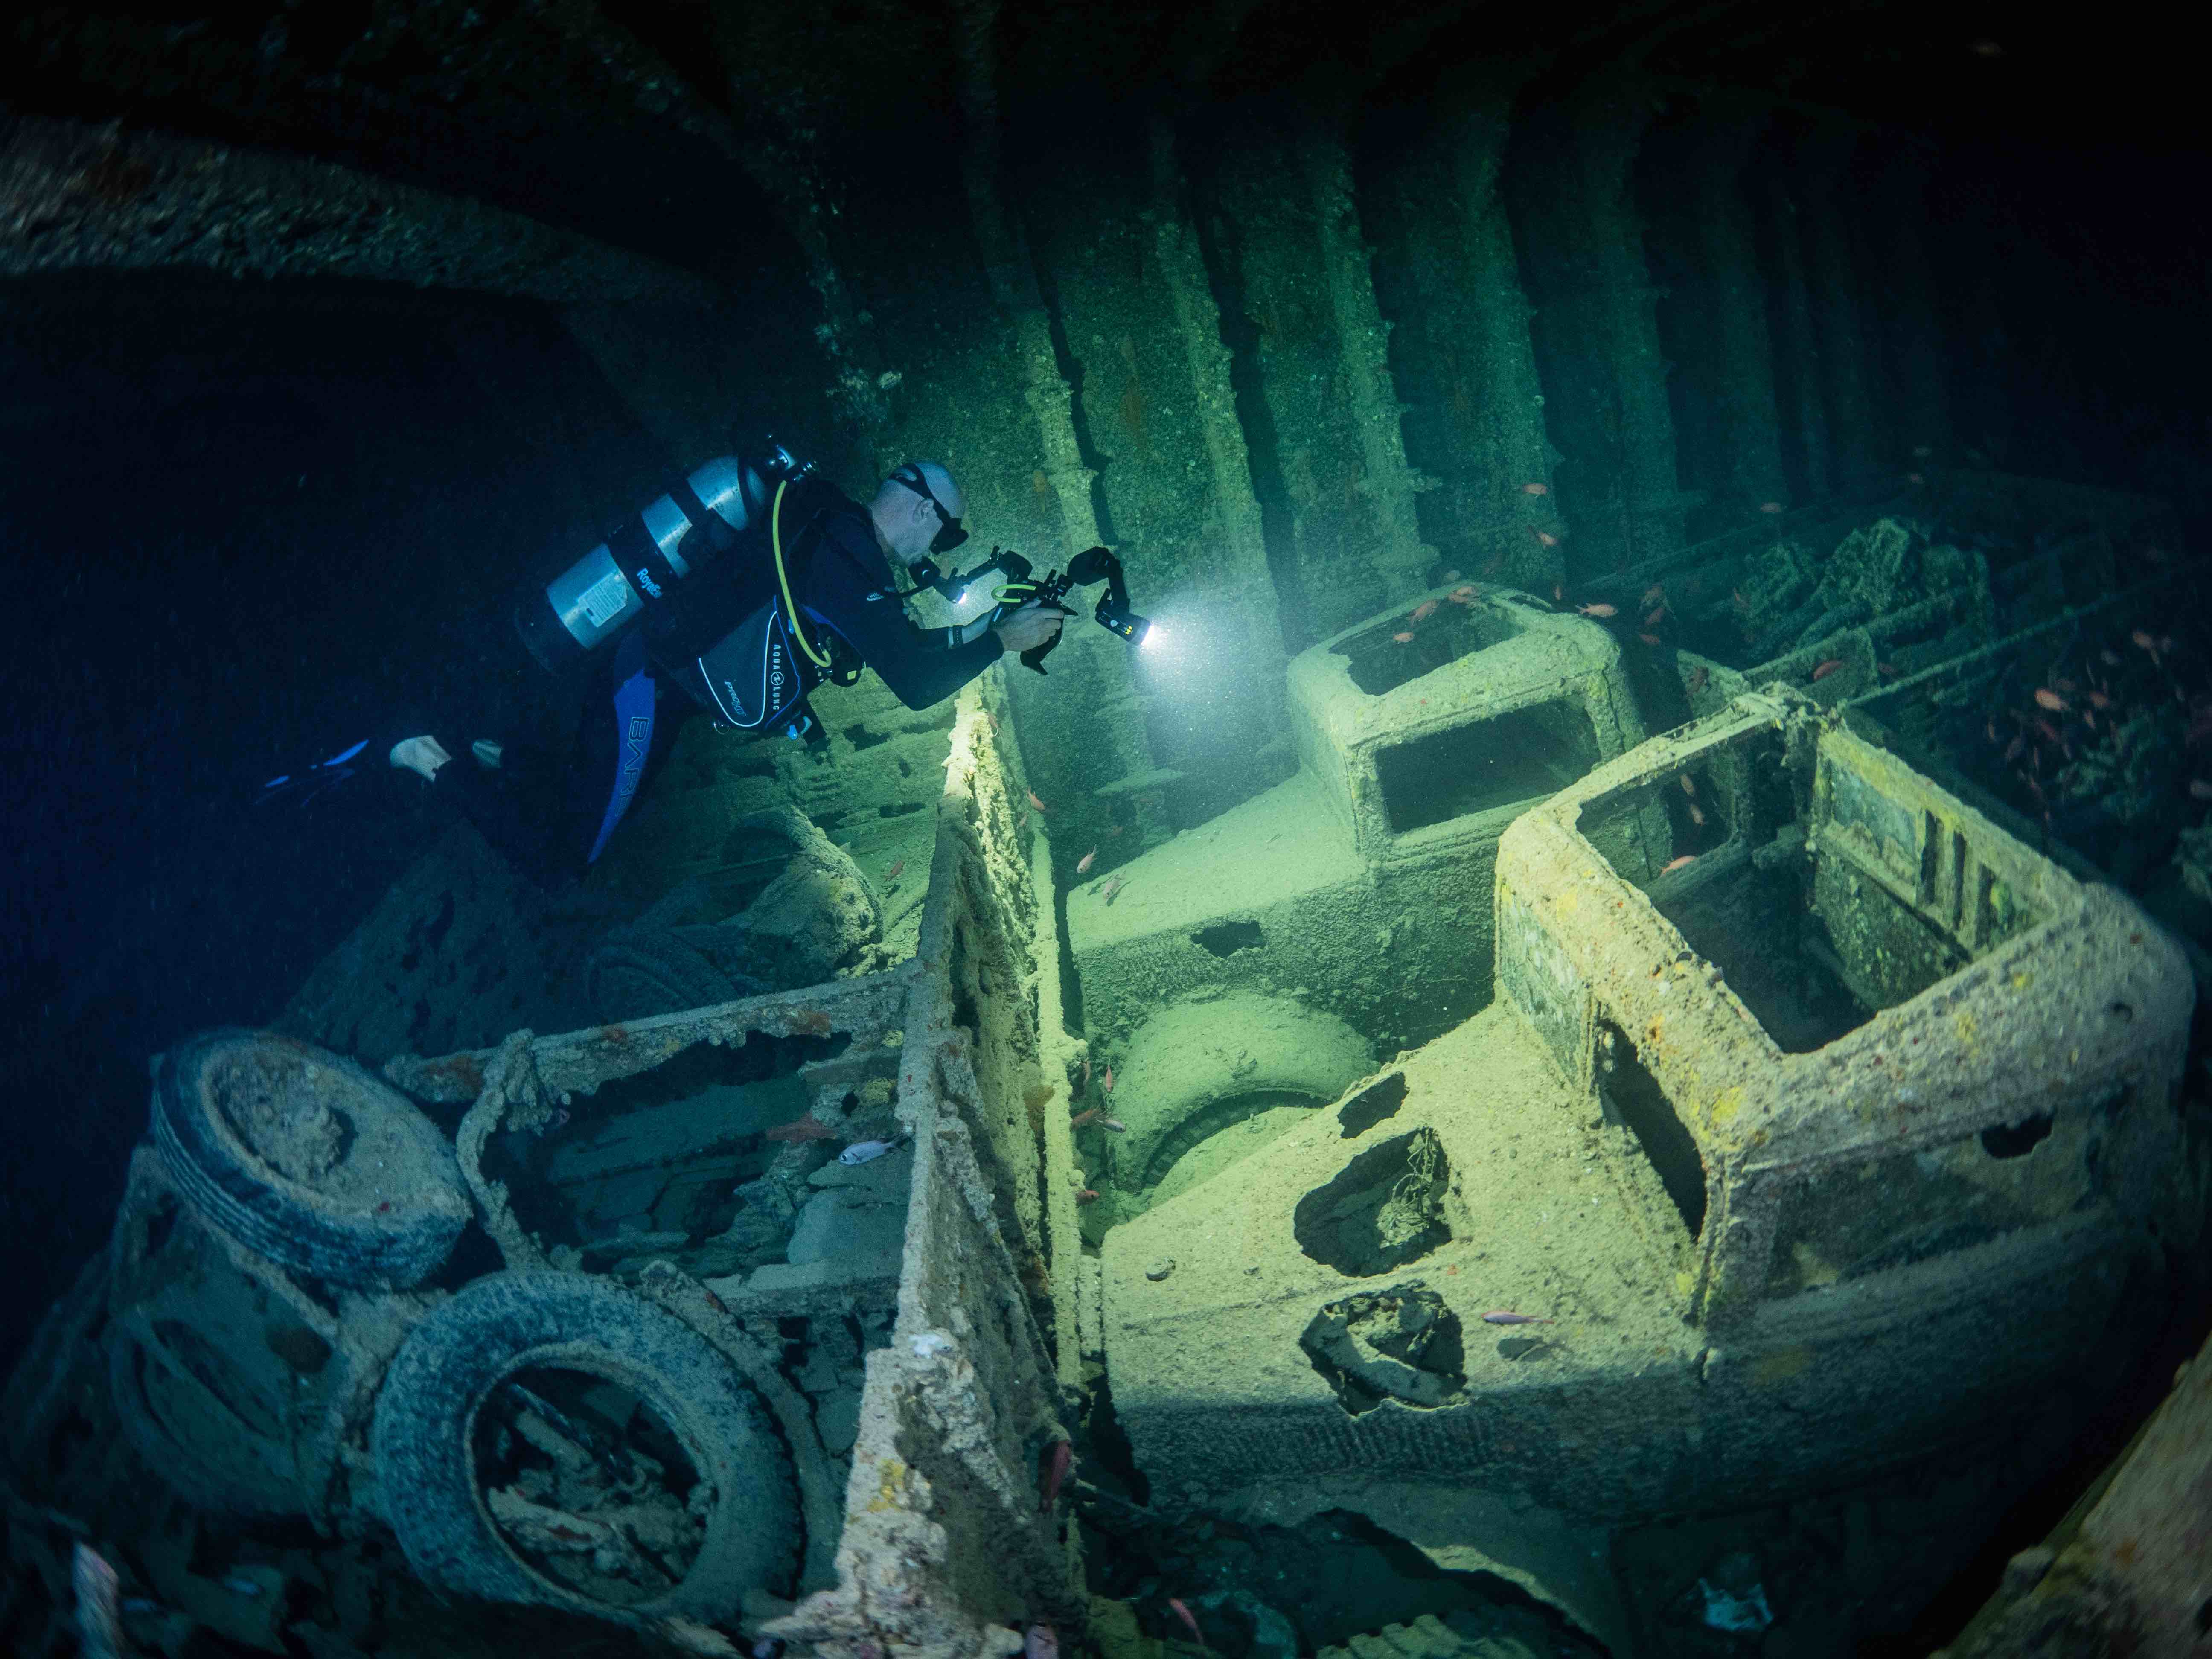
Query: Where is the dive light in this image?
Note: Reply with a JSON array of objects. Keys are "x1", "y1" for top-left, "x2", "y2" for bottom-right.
[{"x1": 963, "y1": 544, "x2": 1151, "y2": 672}]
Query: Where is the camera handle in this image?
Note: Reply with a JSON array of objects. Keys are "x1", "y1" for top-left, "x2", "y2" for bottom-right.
[
  {"x1": 977, "y1": 545, "x2": 1132, "y2": 675},
  {"x1": 1015, "y1": 596, "x2": 1082, "y2": 674}
]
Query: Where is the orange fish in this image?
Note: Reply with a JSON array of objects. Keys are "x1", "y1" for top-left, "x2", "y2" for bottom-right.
[
  {"x1": 1638, "y1": 632, "x2": 1662, "y2": 646},
  {"x1": 765, "y1": 1114, "x2": 838, "y2": 1144},
  {"x1": 1811, "y1": 659, "x2": 1845, "y2": 681},
  {"x1": 2035, "y1": 718, "x2": 2063, "y2": 745},
  {"x1": 2033, "y1": 688, "x2": 2067, "y2": 712},
  {"x1": 1448, "y1": 584, "x2": 1479, "y2": 605},
  {"x1": 1641, "y1": 584, "x2": 1667, "y2": 608},
  {"x1": 1103, "y1": 1064, "x2": 1115, "y2": 1093},
  {"x1": 885, "y1": 858, "x2": 905, "y2": 883},
  {"x1": 1687, "y1": 800, "x2": 1705, "y2": 826},
  {"x1": 1168, "y1": 1599, "x2": 1202, "y2": 1644},
  {"x1": 1553, "y1": 582, "x2": 1566, "y2": 603},
  {"x1": 1392, "y1": 630, "x2": 1415, "y2": 644},
  {"x1": 2087, "y1": 690, "x2": 2113, "y2": 711},
  {"x1": 1531, "y1": 529, "x2": 1560, "y2": 548},
  {"x1": 1039, "y1": 1441, "x2": 1074, "y2": 1512},
  {"x1": 1100, "y1": 876, "x2": 1126, "y2": 904},
  {"x1": 1644, "y1": 605, "x2": 1668, "y2": 628},
  {"x1": 1578, "y1": 602, "x2": 1617, "y2": 617},
  {"x1": 2004, "y1": 733, "x2": 2026, "y2": 763},
  {"x1": 1027, "y1": 789, "x2": 1049, "y2": 813},
  {"x1": 1077, "y1": 847, "x2": 1097, "y2": 874},
  {"x1": 2132, "y1": 630, "x2": 2158, "y2": 652},
  {"x1": 1758, "y1": 501, "x2": 1784, "y2": 514},
  {"x1": 1661, "y1": 854, "x2": 1697, "y2": 875},
  {"x1": 1522, "y1": 481, "x2": 1548, "y2": 496},
  {"x1": 1679, "y1": 775, "x2": 1697, "y2": 797},
  {"x1": 1410, "y1": 599, "x2": 1438, "y2": 623},
  {"x1": 1074, "y1": 1188, "x2": 1100, "y2": 1205},
  {"x1": 1071, "y1": 1107, "x2": 1100, "y2": 1127}
]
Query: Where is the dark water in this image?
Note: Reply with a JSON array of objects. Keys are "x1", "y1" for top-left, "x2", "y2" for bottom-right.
[{"x1": 0, "y1": 275, "x2": 688, "y2": 1365}]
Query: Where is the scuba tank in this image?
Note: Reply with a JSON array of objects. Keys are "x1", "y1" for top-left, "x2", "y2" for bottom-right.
[{"x1": 513, "y1": 445, "x2": 813, "y2": 675}]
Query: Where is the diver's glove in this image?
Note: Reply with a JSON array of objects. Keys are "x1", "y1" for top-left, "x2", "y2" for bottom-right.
[
  {"x1": 389, "y1": 736, "x2": 505, "y2": 781},
  {"x1": 389, "y1": 736, "x2": 453, "y2": 781}
]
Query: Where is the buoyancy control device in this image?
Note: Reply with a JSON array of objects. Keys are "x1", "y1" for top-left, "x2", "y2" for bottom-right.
[{"x1": 512, "y1": 444, "x2": 813, "y2": 675}]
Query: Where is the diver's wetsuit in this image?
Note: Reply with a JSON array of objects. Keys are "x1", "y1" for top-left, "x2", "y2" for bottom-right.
[
  {"x1": 646, "y1": 477, "x2": 1004, "y2": 717},
  {"x1": 425, "y1": 480, "x2": 1004, "y2": 884}
]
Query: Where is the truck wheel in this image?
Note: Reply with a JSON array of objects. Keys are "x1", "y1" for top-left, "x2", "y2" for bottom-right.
[
  {"x1": 1109, "y1": 993, "x2": 1376, "y2": 1211},
  {"x1": 371, "y1": 1271, "x2": 796, "y2": 1625},
  {"x1": 151, "y1": 1029, "x2": 470, "y2": 1289},
  {"x1": 108, "y1": 1307, "x2": 309, "y2": 1519},
  {"x1": 585, "y1": 930, "x2": 754, "y2": 1022}
]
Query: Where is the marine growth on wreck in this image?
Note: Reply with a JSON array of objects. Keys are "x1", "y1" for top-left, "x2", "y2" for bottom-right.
[{"x1": 3, "y1": 4, "x2": 2209, "y2": 1659}]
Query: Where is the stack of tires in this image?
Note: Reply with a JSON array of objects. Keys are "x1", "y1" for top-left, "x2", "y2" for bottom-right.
[{"x1": 118, "y1": 1028, "x2": 797, "y2": 1627}]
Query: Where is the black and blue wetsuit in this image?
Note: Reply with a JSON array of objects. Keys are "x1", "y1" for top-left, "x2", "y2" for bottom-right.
[{"x1": 312, "y1": 480, "x2": 1004, "y2": 885}]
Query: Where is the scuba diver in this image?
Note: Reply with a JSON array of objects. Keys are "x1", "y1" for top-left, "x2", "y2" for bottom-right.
[{"x1": 265, "y1": 455, "x2": 1063, "y2": 885}]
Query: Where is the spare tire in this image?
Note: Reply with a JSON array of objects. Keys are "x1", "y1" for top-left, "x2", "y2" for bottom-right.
[
  {"x1": 371, "y1": 1271, "x2": 797, "y2": 1625},
  {"x1": 152, "y1": 1029, "x2": 469, "y2": 1289},
  {"x1": 1109, "y1": 993, "x2": 1376, "y2": 1211},
  {"x1": 584, "y1": 929, "x2": 755, "y2": 1022}
]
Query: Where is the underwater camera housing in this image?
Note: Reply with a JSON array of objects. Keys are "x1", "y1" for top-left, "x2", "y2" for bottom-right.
[
  {"x1": 926, "y1": 544, "x2": 1150, "y2": 673},
  {"x1": 515, "y1": 442, "x2": 815, "y2": 675}
]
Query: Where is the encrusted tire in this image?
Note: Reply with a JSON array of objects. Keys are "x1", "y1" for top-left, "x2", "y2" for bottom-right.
[
  {"x1": 1109, "y1": 992, "x2": 1376, "y2": 1209},
  {"x1": 103, "y1": 1167, "x2": 375, "y2": 1522},
  {"x1": 584, "y1": 929, "x2": 751, "y2": 1022},
  {"x1": 108, "y1": 1306, "x2": 311, "y2": 1519},
  {"x1": 370, "y1": 1271, "x2": 797, "y2": 1624},
  {"x1": 151, "y1": 1029, "x2": 470, "y2": 1289}
]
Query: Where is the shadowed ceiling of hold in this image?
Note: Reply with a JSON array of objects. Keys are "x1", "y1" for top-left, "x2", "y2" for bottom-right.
[{"x1": 2, "y1": 0, "x2": 2188, "y2": 287}]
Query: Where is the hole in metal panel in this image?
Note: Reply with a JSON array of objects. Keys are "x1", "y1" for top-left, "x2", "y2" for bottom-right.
[{"x1": 1376, "y1": 699, "x2": 1599, "y2": 832}]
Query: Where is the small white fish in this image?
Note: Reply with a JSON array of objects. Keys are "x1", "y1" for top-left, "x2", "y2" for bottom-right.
[
  {"x1": 1100, "y1": 1117, "x2": 1127, "y2": 1132},
  {"x1": 839, "y1": 1134, "x2": 910, "y2": 1166}
]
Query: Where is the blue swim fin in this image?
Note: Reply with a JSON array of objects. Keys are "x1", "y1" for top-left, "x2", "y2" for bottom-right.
[{"x1": 255, "y1": 738, "x2": 371, "y2": 808}]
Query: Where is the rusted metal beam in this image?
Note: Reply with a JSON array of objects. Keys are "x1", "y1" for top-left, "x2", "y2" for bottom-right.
[{"x1": 0, "y1": 110, "x2": 724, "y2": 303}]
